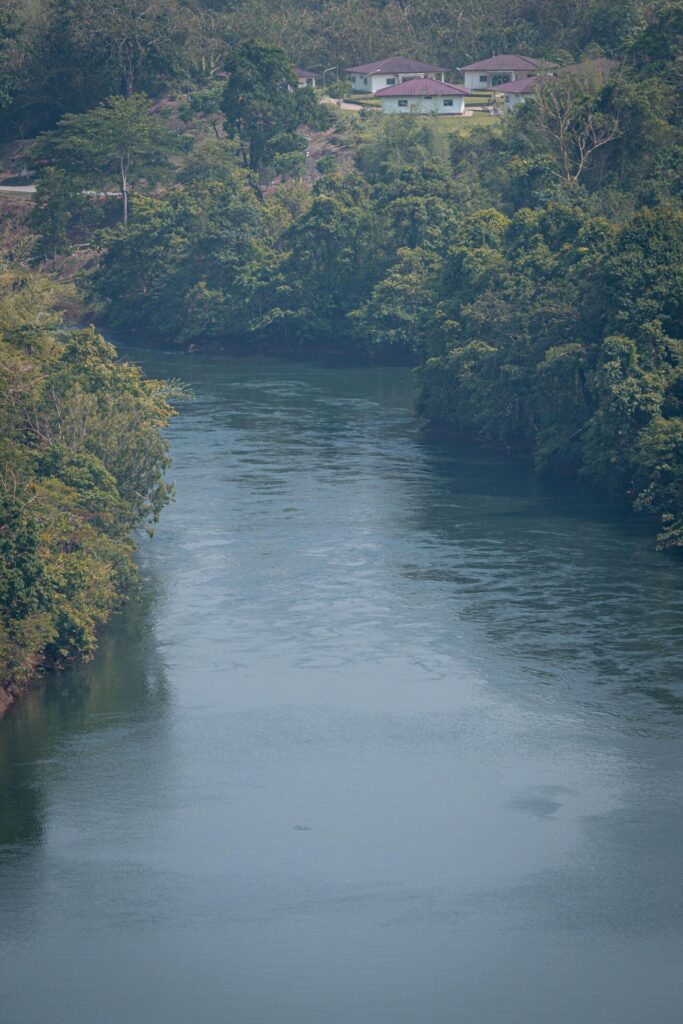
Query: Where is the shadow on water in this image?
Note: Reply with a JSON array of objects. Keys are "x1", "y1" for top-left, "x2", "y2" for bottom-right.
[
  {"x1": 0, "y1": 576, "x2": 171, "y2": 851},
  {"x1": 400, "y1": 432, "x2": 683, "y2": 722}
]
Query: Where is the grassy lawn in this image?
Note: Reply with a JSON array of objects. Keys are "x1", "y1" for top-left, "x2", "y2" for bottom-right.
[
  {"x1": 348, "y1": 94, "x2": 382, "y2": 108},
  {"x1": 437, "y1": 112, "x2": 502, "y2": 133},
  {"x1": 345, "y1": 108, "x2": 501, "y2": 135}
]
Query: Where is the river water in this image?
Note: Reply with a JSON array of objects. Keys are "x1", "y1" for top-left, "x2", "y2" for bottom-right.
[{"x1": 1, "y1": 353, "x2": 682, "y2": 1024}]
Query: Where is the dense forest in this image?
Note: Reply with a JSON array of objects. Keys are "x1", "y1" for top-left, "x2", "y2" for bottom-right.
[
  {"x1": 1, "y1": 0, "x2": 682, "y2": 706},
  {"x1": 0, "y1": 0, "x2": 646, "y2": 139}
]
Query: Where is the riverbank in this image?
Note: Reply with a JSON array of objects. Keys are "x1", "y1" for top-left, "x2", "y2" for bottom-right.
[
  {"x1": 0, "y1": 271, "x2": 178, "y2": 717},
  {"x1": 0, "y1": 672, "x2": 36, "y2": 717},
  {"x1": 96, "y1": 318, "x2": 683, "y2": 558}
]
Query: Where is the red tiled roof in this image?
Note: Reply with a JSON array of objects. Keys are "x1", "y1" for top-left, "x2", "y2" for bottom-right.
[
  {"x1": 346, "y1": 56, "x2": 450, "y2": 74},
  {"x1": 375, "y1": 78, "x2": 470, "y2": 97},
  {"x1": 296, "y1": 68, "x2": 319, "y2": 79},
  {"x1": 496, "y1": 76, "x2": 551, "y2": 94},
  {"x1": 459, "y1": 54, "x2": 549, "y2": 72}
]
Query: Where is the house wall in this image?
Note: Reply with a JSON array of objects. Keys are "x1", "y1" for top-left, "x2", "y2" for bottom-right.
[
  {"x1": 504, "y1": 92, "x2": 527, "y2": 112},
  {"x1": 351, "y1": 73, "x2": 393, "y2": 93},
  {"x1": 350, "y1": 73, "x2": 369, "y2": 92},
  {"x1": 351, "y1": 71, "x2": 445, "y2": 94},
  {"x1": 369, "y1": 73, "x2": 399, "y2": 93},
  {"x1": 463, "y1": 69, "x2": 532, "y2": 90},
  {"x1": 381, "y1": 95, "x2": 465, "y2": 115}
]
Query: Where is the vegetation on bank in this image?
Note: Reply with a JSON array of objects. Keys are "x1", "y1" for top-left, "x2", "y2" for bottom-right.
[
  {"x1": 0, "y1": 267, "x2": 179, "y2": 710},
  {"x1": 68, "y1": 12, "x2": 681, "y2": 551}
]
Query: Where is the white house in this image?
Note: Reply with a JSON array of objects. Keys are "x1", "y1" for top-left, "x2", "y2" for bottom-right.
[
  {"x1": 295, "y1": 67, "x2": 320, "y2": 88},
  {"x1": 495, "y1": 75, "x2": 550, "y2": 112},
  {"x1": 345, "y1": 56, "x2": 450, "y2": 94},
  {"x1": 375, "y1": 78, "x2": 470, "y2": 115},
  {"x1": 494, "y1": 58, "x2": 617, "y2": 113},
  {"x1": 458, "y1": 54, "x2": 555, "y2": 91}
]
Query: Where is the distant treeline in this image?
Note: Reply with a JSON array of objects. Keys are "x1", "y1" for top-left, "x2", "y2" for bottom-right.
[{"x1": 0, "y1": 0, "x2": 648, "y2": 137}]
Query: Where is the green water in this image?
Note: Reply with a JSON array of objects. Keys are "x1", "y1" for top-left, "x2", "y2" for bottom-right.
[{"x1": 1, "y1": 353, "x2": 682, "y2": 1024}]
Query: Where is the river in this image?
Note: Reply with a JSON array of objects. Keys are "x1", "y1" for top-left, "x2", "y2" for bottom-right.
[{"x1": 1, "y1": 352, "x2": 682, "y2": 1024}]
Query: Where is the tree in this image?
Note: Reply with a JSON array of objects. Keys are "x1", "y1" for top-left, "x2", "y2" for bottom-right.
[
  {"x1": 525, "y1": 77, "x2": 623, "y2": 183},
  {"x1": 37, "y1": 0, "x2": 195, "y2": 106},
  {"x1": 356, "y1": 116, "x2": 451, "y2": 184},
  {"x1": 0, "y1": 264, "x2": 179, "y2": 701},
  {"x1": 351, "y1": 246, "x2": 441, "y2": 358},
  {"x1": 220, "y1": 39, "x2": 331, "y2": 177},
  {"x1": 177, "y1": 137, "x2": 254, "y2": 187},
  {"x1": 30, "y1": 167, "x2": 96, "y2": 262},
  {"x1": 91, "y1": 183, "x2": 276, "y2": 343},
  {"x1": 221, "y1": 40, "x2": 297, "y2": 174},
  {"x1": 283, "y1": 174, "x2": 383, "y2": 345},
  {"x1": 629, "y1": 0, "x2": 683, "y2": 71},
  {"x1": 41, "y1": 93, "x2": 180, "y2": 224},
  {"x1": 0, "y1": 2, "x2": 25, "y2": 114},
  {"x1": 77, "y1": 0, "x2": 195, "y2": 98}
]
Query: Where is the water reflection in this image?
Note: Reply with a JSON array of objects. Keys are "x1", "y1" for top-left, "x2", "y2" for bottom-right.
[
  {"x1": 401, "y1": 435, "x2": 683, "y2": 724},
  {"x1": 0, "y1": 577, "x2": 170, "y2": 850}
]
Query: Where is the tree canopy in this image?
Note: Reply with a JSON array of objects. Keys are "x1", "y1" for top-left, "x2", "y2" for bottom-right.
[
  {"x1": 39, "y1": 93, "x2": 180, "y2": 223},
  {"x1": 221, "y1": 39, "x2": 331, "y2": 176},
  {"x1": 82, "y1": 4, "x2": 683, "y2": 551},
  {"x1": 0, "y1": 266, "x2": 179, "y2": 708}
]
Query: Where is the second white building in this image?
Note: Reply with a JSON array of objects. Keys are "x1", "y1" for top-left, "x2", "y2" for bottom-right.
[{"x1": 375, "y1": 78, "x2": 470, "y2": 115}]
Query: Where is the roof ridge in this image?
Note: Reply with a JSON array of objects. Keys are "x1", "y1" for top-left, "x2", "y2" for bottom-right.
[{"x1": 375, "y1": 78, "x2": 470, "y2": 96}]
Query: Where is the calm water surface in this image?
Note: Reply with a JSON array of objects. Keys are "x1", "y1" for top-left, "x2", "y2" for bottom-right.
[{"x1": 1, "y1": 353, "x2": 682, "y2": 1024}]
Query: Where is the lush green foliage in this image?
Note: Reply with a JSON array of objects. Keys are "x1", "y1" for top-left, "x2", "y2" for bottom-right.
[
  {"x1": 84, "y1": 10, "x2": 683, "y2": 550},
  {"x1": 221, "y1": 39, "x2": 332, "y2": 177},
  {"x1": 0, "y1": 266, "x2": 177, "y2": 702},
  {"x1": 36, "y1": 94, "x2": 182, "y2": 223},
  {"x1": 29, "y1": 167, "x2": 101, "y2": 260},
  {"x1": 414, "y1": 204, "x2": 683, "y2": 547},
  {"x1": 2, "y1": 2, "x2": 681, "y2": 550},
  {"x1": 92, "y1": 181, "x2": 280, "y2": 341}
]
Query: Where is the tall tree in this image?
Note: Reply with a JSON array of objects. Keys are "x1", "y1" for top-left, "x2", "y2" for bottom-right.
[
  {"x1": 40, "y1": 0, "x2": 195, "y2": 102},
  {"x1": 220, "y1": 39, "x2": 328, "y2": 176},
  {"x1": 30, "y1": 167, "x2": 95, "y2": 261},
  {"x1": 525, "y1": 77, "x2": 624, "y2": 183},
  {"x1": 40, "y1": 93, "x2": 180, "y2": 224}
]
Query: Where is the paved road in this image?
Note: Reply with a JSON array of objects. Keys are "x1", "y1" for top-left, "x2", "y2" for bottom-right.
[{"x1": 0, "y1": 184, "x2": 122, "y2": 198}]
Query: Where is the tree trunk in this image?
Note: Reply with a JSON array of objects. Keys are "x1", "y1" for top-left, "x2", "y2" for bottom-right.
[{"x1": 121, "y1": 164, "x2": 128, "y2": 226}]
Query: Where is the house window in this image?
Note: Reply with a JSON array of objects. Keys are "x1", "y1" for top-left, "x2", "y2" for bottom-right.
[
  {"x1": 479, "y1": 75, "x2": 488, "y2": 83},
  {"x1": 386, "y1": 77, "x2": 396, "y2": 85},
  {"x1": 443, "y1": 98, "x2": 453, "y2": 107},
  {"x1": 397, "y1": 99, "x2": 408, "y2": 107}
]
